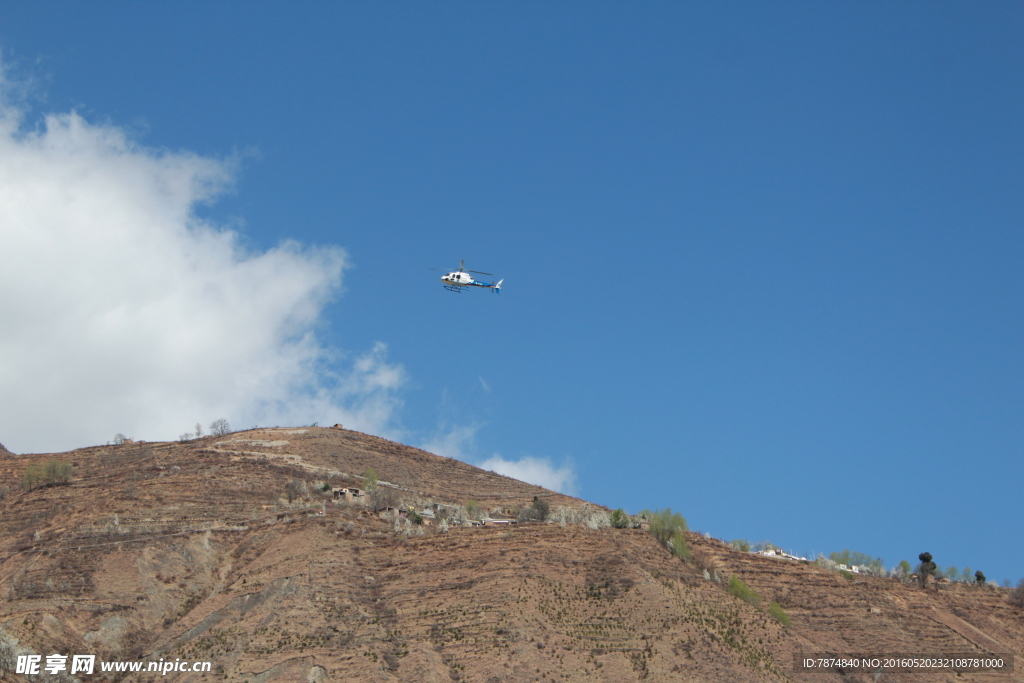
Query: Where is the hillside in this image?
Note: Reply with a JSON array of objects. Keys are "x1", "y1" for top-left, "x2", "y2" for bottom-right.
[{"x1": 0, "y1": 427, "x2": 1021, "y2": 682}]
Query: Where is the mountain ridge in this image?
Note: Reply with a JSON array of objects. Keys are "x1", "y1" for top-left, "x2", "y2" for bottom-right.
[{"x1": 0, "y1": 426, "x2": 1020, "y2": 682}]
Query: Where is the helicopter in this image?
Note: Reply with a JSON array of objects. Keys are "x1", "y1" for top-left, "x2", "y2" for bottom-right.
[{"x1": 433, "y1": 260, "x2": 503, "y2": 294}]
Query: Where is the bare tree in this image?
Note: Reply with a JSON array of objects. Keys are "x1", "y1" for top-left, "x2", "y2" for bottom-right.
[
  {"x1": 285, "y1": 478, "x2": 307, "y2": 503},
  {"x1": 369, "y1": 485, "x2": 398, "y2": 512},
  {"x1": 195, "y1": 423, "x2": 204, "y2": 439},
  {"x1": 209, "y1": 418, "x2": 231, "y2": 436},
  {"x1": 113, "y1": 433, "x2": 127, "y2": 445}
]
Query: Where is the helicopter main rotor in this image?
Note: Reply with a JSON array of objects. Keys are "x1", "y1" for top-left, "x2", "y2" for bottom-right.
[{"x1": 430, "y1": 259, "x2": 493, "y2": 276}]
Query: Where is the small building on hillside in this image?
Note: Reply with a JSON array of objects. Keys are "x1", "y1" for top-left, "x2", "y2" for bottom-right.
[{"x1": 333, "y1": 487, "x2": 364, "y2": 502}]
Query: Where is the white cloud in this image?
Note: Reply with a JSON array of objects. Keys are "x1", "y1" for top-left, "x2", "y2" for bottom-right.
[
  {"x1": 477, "y1": 454, "x2": 578, "y2": 495},
  {"x1": 0, "y1": 85, "x2": 405, "y2": 453},
  {"x1": 420, "y1": 423, "x2": 480, "y2": 462},
  {"x1": 421, "y1": 422, "x2": 578, "y2": 495}
]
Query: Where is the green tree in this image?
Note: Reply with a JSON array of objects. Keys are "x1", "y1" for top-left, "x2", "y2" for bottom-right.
[
  {"x1": 22, "y1": 463, "x2": 44, "y2": 490},
  {"x1": 363, "y1": 468, "x2": 379, "y2": 491},
  {"x1": 729, "y1": 539, "x2": 751, "y2": 553},
  {"x1": 829, "y1": 549, "x2": 884, "y2": 573},
  {"x1": 531, "y1": 497, "x2": 550, "y2": 522},
  {"x1": 898, "y1": 560, "x2": 912, "y2": 575},
  {"x1": 43, "y1": 460, "x2": 73, "y2": 484},
  {"x1": 943, "y1": 565, "x2": 958, "y2": 581},
  {"x1": 22, "y1": 460, "x2": 73, "y2": 490},
  {"x1": 610, "y1": 509, "x2": 630, "y2": 529},
  {"x1": 917, "y1": 552, "x2": 937, "y2": 587},
  {"x1": 465, "y1": 499, "x2": 482, "y2": 520},
  {"x1": 975, "y1": 570, "x2": 986, "y2": 585},
  {"x1": 643, "y1": 508, "x2": 690, "y2": 560}
]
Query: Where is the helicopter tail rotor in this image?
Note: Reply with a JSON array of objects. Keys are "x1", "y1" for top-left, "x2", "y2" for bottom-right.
[{"x1": 493, "y1": 278, "x2": 503, "y2": 293}]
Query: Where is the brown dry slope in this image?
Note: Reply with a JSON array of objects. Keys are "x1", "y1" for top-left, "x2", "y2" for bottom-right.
[{"x1": 0, "y1": 427, "x2": 1020, "y2": 683}]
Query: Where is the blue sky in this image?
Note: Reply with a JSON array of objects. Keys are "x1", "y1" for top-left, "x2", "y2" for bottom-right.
[{"x1": 0, "y1": 3, "x2": 1021, "y2": 583}]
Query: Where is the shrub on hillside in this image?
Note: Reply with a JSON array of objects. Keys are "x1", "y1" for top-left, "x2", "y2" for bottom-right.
[
  {"x1": 645, "y1": 508, "x2": 687, "y2": 545},
  {"x1": 517, "y1": 497, "x2": 550, "y2": 522},
  {"x1": 44, "y1": 459, "x2": 73, "y2": 484},
  {"x1": 975, "y1": 570, "x2": 987, "y2": 585},
  {"x1": 582, "y1": 506, "x2": 611, "y2": 529},
  {"x1": 769, "y1": 601, "x2": 791, "y2": 628},
  {"x1": 610, "y1": 509, "x2": 630, "y2": 528},
  {"x1": 815, "y1": 555, "x2": 838, "y2": 571},
  {"x1": 691, "y1": 549, "x2": 718, "y2": 577},
  {"x1": 22, "y1": 460, "x2": 73, "y2": 490},
  {"x1": 727, "y1": 575, "x2": 760, "y2": 606},
  {"x1": 1009, "y1": 579, "x2": 1024, "y2": 608},
  {"x1": 730, "y1": 539, "x2": 751, "y2": 553},
  {"x1": 892, "y1": 560, "x2": 912, "y2": 583},
  {"x1": 642, "y1": 508, "x2": 690, "y2": 560},
  {"x1": 667, "y1": 530, "x2": 691, "y2": 560}
]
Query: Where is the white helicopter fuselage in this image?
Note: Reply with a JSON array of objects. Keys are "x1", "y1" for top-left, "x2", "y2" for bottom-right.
[
  {"x1": 441, "y1": 271, "x2": 476, "y2": 287},
  {"x1": 440, "y1": 270, "x2": 503, "y2": 293}
]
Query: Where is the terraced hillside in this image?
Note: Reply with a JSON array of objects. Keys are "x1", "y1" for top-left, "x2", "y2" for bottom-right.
[{"x1": 0, "y1": 428, "x2": 1021, "y2": 682}]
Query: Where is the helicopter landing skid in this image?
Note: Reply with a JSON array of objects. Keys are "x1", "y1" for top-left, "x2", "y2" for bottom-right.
[{"x1": 443, "y1": 284, "x2": 463, "y2": 293}]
